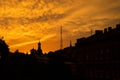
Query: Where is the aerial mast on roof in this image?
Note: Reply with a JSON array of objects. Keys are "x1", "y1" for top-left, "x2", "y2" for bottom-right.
[
  {"x1": 91, "y1": 28, "x2": 93, "y2": 36},
  {"x1": 60, "y1": 26, "x2": 63, "y2": 50}
]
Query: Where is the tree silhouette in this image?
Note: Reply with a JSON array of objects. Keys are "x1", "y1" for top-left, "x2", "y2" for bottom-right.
[{"x1": 0, "y1": 39, "x2": 9, "y2": 61}]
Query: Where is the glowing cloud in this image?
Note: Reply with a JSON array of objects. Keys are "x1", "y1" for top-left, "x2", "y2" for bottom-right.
[{"x1": 10, "y1": 34, "x2": 56, "y2": 48}]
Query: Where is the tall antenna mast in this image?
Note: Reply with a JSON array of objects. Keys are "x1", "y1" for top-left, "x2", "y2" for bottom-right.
[
  {"x1": 91, "y1": 28, "x2": 93, "y2": 36},
  {"x1": 70, "y1": 39, "x2": 72, "y2": 47},
  {"x1": 60, "y1": 26, "x2": 63, "y2": 50}
]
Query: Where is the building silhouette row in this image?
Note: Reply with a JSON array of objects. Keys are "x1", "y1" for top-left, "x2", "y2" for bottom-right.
[
  {"x1": 30, "y1": 41, "x2": 43, "y2": 56},
  {"x1": 49, "y1": 23, "x2": 120, "y2": 80},
  {"x1": 0, "y1": 23, "x2": 120, "y2": 80},
  {"x1": 74, "y1": 24, "x2": 120, "y2": 62},
  {"x1": 53, "y1": 24, "x2": 120, "y2": 62}
]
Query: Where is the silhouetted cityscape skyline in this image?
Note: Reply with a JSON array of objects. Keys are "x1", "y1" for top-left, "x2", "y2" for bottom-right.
[{"x1": 0, "y1": 23, "x2": 120, "y2": 80}]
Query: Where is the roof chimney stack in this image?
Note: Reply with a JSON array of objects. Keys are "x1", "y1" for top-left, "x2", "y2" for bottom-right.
[
  {"x1": 108, "y1": 27, "x2": 112, "y2": 32},
  {"x1": 116, "y1": 24, "x2": 120, "y2": 30},
  {"x1": 104, "y1": 28, "x2": 107, "y2": 33},
  {"x1": 95, "y1": 30, "x2": 103, "y2": 35}
]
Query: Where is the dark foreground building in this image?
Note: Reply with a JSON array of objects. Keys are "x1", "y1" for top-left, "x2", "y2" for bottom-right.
[{"x1": 58, "y1": 24, "x2": 120, "y2": 80}]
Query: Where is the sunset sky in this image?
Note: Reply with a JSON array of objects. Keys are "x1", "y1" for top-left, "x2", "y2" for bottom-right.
[{"x1": 0, "y1": 0, "x2": 120, "y2": 53}]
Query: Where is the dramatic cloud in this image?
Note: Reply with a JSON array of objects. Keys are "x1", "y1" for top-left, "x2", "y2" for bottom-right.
[{"x1": 0, "y1": 0, "x2": 120, "y2": 53}]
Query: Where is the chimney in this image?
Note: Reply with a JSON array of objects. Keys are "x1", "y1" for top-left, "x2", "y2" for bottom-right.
[
  {"x1": 104, "y1": 28, "x2": 107, "y2": 33},
  {"x1": 95, "y1": 30, "x2": 103, "y2": 35},
  {"x1": 108, "y1": 27, "x2": 112, "y2": 31},
  {"x1": 116, "y1": 24, "x2": 120, "y2": 30}
]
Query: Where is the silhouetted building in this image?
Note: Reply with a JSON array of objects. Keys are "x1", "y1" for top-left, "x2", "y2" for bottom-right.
[
  {"x1": 75, "y1": 37, "x2": 86, "y2": 47},
  {"x1": 95, "y1": 30, "x2": 103, "y2": 35},
  {"x1": 108, "y1": 26, "x2": 112, "y2": 31},
  {"x1": 73, "y1": 24, "x2": 120, "y2": 79},
  {"x1": 30, "y1": 41, "x2": 43, "y2": 57},
  {"x1": 30, "y1": 48, "x2": 37, "y2": 56},
  {"x1": 52, "y1": 23, "x2": 120, "y2": 80},
  {"x1": 75, "y1": 24, "x2": 120, "y2": 62},
  {"x1": 37, "y1": 41, "x2": 43, "y2": 55},
  {"x1": 104, "y1": 28, "x2": 107, "y2": 33},
  {"x1": 116, "y1": 24, "x2": 120, "y2": 30}
]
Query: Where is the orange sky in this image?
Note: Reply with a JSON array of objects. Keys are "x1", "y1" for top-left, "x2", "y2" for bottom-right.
[{"x1": 0, "y1": 0, "x2": 120, "y2": 53}]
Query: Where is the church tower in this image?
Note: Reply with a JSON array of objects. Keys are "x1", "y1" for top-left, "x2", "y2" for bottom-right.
[{"x1": 37, "y1": 41, "x2": 42, "y2": 55}]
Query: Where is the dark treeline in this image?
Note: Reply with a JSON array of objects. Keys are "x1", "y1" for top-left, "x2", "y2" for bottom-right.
[
  {"x1": 0, "y1": 38, "x2": 72, "y2": 80},
  {"x1": 0, "y1": 23, "x2": 120, "y2": 80},
  {"x1": 0, "y1": 40, "x2": 72, "y2": 80}
]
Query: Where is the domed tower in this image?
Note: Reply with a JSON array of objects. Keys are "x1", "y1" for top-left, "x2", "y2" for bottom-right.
[{"x1": 37, "y1": 41, "x2": 43, "y2": 55}]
